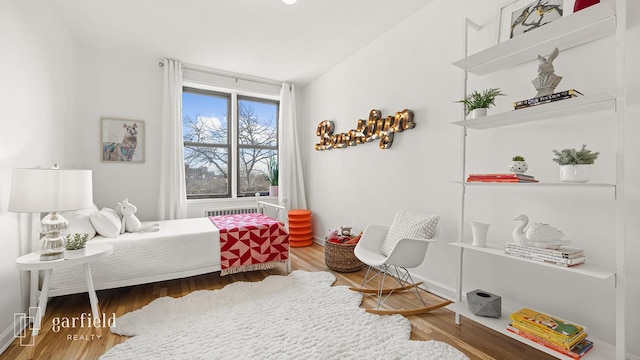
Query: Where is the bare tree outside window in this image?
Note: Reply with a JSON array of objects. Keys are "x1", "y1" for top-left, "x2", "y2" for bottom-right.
[{"x1": 182, "y1": 88, "x2": 278, "y2": 199}]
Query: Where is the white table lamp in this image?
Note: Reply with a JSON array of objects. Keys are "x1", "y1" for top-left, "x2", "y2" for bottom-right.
[{"x1": 8, "y1": 166, "x2": 93, "y2": 261}]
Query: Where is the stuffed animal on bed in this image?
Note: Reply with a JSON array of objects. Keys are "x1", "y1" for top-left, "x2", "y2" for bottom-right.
[{"x1": 116, "y1": 198, "x2": 160, "y2": 233}]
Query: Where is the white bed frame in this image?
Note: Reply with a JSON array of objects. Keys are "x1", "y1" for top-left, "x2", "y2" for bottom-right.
[{"x1": 34, "y1": 196, "x2": 290, "y2": 302}]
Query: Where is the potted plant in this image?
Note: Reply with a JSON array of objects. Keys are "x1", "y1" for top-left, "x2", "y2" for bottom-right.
[
  {"x1": 552, "y1": 144, "x2": 599, "y2": 182},
  {"x1": 509, "y1": 155, "x2": 528, "y2": 174},
  {"x1": 64, "y1": 233, "x2": 89, "y2": 259},
  {"x1": 268, "y1": 157, "x2": 279, "y2": 197},
  {"x1": 456, "y1": 88, "x2": 506, "y2": 118}
]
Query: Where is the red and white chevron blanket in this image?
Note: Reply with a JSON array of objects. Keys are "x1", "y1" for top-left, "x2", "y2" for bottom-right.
[{"x1": 209, "y1": 213, "x2": 289, "y2": 276}]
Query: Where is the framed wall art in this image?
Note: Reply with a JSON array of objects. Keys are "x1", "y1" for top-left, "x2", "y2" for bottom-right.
[
  {"x1": 100, "y1": 117, "x2": 145, "y2": 163},
  {"x1": 496, "y1": 0, "x2": 572, "y2": 43}
]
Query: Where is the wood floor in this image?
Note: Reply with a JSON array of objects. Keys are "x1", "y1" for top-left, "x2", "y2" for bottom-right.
[{"x1": 1, "y1": 243, "x2": 555, "y2": 360}]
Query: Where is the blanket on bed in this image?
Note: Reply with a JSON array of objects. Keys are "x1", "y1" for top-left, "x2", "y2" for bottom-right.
[{"x1": 209, "y1": 213, "x2": 289, "y2": 276}]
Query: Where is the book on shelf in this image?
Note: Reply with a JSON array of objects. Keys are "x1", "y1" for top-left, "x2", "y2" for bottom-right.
[
  {"x1": 505, "y1": 249, "x2": 586, "y2": 266},
  {"x1": 513, "y1": 89, "x2": 583, "y2": 110},
  {"x1": 505, "y1": 243, "x2": 583, "y2": 258},
  {"x1": 467, "y1": 173, "x2": 539, "y2": 183},
  {"x1": 510, "y1": 308, "x2": 586, "y2": 347},
  {"x1": 510, "y1": 320, "x2": 588, "y2": 350},
  {"x1": 507, "y1": 324, "x2": 594, "y2": 359}
]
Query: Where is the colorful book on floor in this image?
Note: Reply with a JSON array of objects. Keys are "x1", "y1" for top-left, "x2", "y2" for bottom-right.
[
  {"x1": 513, "y1": 89, "x2": 583, "y2": 110},
  {"x1": 510, "y1": 308, "x2": 586, "y2": 347},
  {"x1": 507, "y1": 324, "x2": 594, "y2": 359}
]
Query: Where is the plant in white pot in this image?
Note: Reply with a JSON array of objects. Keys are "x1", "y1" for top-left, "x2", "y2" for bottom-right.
[
  {"x1": 552, "y1": 145, "x2": 599, "y2": 183},
  {"x1": 267, "y1": 157, "x2": 279, "y2": 197},
  {"x1": 509, "y1": 155, "x2": 528, "y2": 174},
  {"x1": 64, "y1": 233, "x2": 89, "y2": 259},
  {"x1": 456, "y1": 88, "x2": 506, "y2": 119}
]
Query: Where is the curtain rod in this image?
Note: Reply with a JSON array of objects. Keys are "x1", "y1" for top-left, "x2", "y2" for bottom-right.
[{"x1": 158, "y1": 60, "x2": 283, "y2": 87}]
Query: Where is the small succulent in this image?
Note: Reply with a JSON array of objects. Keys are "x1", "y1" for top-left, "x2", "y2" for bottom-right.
[
  {"x1": 65, "y1": 233, "x2": 89, "y2": 250},
  {"x1": 512, "y1": 155, "x2": 526, "y2": 161},
  {"x1": 455, "y1": 88, "x2": 506, "y2": 115},
  {"x1": 552, "y1": 145, "x2": 599, "y2": 165}
]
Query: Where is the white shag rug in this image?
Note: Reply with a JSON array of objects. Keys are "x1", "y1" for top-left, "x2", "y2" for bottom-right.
[{"x1": 101, "y1": 270, "x2": 468, "y2": 360}]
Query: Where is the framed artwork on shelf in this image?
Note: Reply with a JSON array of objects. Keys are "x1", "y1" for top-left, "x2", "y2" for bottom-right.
[
  {"x1": 496, "y1": 0, "x2": 572, "y2": 44},
  {"x1": 100, "y1": 117, "x2": 145, "y2": 163}
]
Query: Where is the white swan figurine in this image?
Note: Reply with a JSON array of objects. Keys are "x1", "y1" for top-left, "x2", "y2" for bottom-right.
[{"x1": 512, "y1": 214, "x2": 566, "y2": 248}]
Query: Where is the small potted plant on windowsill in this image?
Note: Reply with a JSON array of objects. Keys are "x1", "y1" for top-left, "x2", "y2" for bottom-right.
[
  {"x1": 552, "y1": 144, "x2": 599, "y2": 183},
  {"x1": 456, "y1": 88, "x2": 506, "y2": 119},
  {"x1": 268, "y1": 157, "x2": 279, "y2": 197}
]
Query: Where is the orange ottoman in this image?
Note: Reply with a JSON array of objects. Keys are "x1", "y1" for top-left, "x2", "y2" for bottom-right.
[{"x1": 288, "y1": 210, "x2": 313, "y2": 247}]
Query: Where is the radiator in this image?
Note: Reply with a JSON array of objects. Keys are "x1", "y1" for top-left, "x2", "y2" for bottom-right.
[{"x1": 204, "y1": 207, "x2": 258, "y2": 217}]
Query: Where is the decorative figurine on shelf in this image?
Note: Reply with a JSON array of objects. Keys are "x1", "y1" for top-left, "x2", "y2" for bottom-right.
[
  {"x1": 532, "y1": 47, "x2": 562, "y2": 97},
  {"x1": 512, "y1": 214, "x2": 567, "y2": 249}
]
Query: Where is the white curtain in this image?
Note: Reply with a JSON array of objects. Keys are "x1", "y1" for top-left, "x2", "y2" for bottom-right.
[
  {"x1": 279, "y1": 83, "x2": 307, "y2": 210},
  {"x1": 157, "y1": 59, "x2": 187, "y2": 220}
]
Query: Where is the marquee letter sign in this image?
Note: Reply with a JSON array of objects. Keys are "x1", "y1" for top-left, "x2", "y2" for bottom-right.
[{"x1": 315, "y1": 109, "x2": 415, "y2": 151}]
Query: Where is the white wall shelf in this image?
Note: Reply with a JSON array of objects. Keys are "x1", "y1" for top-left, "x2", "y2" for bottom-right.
[
  {"x1": 452, "y1": 3, "x2": 615, "y2": 75},
  {"x1": 447, "y1": 301, "x2": 615, "y2": 360},
  {"x1": 449, "y1": 242, "x2": 615, "y2": 279},
  {"x1": 452, "y1": 93, "x2": 615, "y2": 130},
  {"x1": 454, "y1": 181, "x2": 616, "y2": 189},
  {"x1": 452, "y1": 1, "x2": 626, "y2": 358}
]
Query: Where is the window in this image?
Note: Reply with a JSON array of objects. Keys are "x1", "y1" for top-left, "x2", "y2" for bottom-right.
[{"x1": 182, "y1": 87, "x2": 278, "y2": 199}]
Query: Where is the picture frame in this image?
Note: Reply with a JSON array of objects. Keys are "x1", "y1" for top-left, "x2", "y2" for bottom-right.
[
  {"x1": 100, "y1": 117, "x2": 145, "y2": 163},
  {"x1": 496, "y1": 0, "x2": 572, "y2": 44}
]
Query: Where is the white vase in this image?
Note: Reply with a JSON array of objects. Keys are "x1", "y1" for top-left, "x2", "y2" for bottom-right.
[
  {"x1": 65, "y1": 248, "x2": 86, "y2": 259},
  {"x1": 471, "y1": 222, "x2": 490, "y2": 247},
  {"x1": 470, "y1": 108, "x2": 487, "y2": 119},
  {"x1": 509, "y1": 161, "x2": 528, "y2": 174},
  {"x1": 269, "y1": 185, "x2": 279, "y2": 197},
  {"x1": 559, "y1": 164, "x2": 592, "y2": 183}
]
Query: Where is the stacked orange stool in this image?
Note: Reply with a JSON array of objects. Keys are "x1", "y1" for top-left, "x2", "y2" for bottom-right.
[{"x1": 288, "y1": 210, "x2": 313, "y2": 247}]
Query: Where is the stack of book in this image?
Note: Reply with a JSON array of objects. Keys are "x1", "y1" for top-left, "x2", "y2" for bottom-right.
[
  {"x1": 466, "y1": 173, "x2": 539, "y2": 183},
  {"x1": 513, "y1": 89, "x2": 583, "y2": 110},
  {"x1": 508, "y1": 308, "x2": 593, "y2": 359},
  {"x1": 504, "y1": 243, "x2": 586, "y2": 267}
]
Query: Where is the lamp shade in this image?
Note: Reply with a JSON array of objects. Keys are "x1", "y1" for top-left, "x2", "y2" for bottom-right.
[{"x1": 8, "y1": 168, "x2": 93, "y2": 213}]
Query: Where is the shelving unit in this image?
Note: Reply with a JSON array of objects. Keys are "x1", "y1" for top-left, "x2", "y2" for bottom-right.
[{"x1": 449, "y1": 2, "x2": 626, "y2": 359}]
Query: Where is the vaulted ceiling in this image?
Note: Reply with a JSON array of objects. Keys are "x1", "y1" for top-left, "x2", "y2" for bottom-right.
[{"x1": 52, "y1": 0, "x2": 433, "y2": 84}]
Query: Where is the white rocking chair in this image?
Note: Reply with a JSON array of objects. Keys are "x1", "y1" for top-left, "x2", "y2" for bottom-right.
[{"x1": 349, "y1": 213, "x2": 451, "y2": 315}]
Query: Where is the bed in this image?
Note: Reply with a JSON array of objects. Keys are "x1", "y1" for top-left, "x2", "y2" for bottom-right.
[{"x1": 45, "y1": 199, "x2": 290, "y2": 297}]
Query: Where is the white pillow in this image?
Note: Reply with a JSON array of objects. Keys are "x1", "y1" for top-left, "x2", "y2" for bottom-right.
[
  {"x1": 61, "y1": 204, "x2": 99, "y2": 239},
  {"x1": 90, "y1": 207, "x2": 122, "y2": 238},
  {"x1": 380, "y1": 212, "x2": 440, "y2": 256}
]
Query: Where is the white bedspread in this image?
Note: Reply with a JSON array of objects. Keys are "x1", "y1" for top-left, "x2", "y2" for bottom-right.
[{"x1": 48, "y1": 217, "x2": 220, "y2": 296}]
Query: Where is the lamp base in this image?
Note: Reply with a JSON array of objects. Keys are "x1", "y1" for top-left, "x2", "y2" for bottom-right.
[
  {"x1": 40, "y1": 251, "x2": 64, "y2": 261},
  {"x1": 39, "y1": 212, "x2": 68, "y2": 261}
]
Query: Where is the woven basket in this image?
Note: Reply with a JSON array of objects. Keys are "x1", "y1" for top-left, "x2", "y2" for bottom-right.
[{"x1": 324, "y1": 241, "x2": 364, "y2": 273}]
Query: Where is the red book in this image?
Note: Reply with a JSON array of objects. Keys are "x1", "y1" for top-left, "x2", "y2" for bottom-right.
[{"x1": 467, "y1": 173, "x2": 539, "y2": 183}]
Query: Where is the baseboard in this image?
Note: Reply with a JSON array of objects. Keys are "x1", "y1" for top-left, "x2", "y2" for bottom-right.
[{"x1": 0, "y1": 321, "x2": 21, "y2": 356}]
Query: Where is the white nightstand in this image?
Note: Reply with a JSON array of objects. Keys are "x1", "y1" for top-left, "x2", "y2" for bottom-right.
[{"x1": 15, "y1": 244, "x2": 113, "y2": 358}]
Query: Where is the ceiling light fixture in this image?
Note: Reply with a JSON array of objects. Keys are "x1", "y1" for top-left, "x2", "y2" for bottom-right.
[{"x1": 282, "y1": 0, "x2": 297, "y2": 4}]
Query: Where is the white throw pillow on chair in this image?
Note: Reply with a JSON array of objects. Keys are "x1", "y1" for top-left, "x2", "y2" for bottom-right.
[{"x1": 380, "y1": 211, "x2": 439, "y2": 256}]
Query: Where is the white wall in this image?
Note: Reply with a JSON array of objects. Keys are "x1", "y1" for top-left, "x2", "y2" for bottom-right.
[
  {"x1": 68, "y1": 46, "x2": 164, "y2": 221},
  {"x1": 0, "y1": 0, "x2": 78, "y2": 351},
  {"x1": 301, "y1": 0, "x2": 639, "y2": 356}
]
